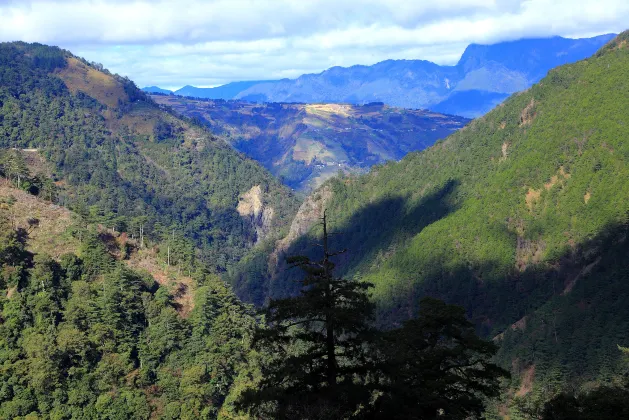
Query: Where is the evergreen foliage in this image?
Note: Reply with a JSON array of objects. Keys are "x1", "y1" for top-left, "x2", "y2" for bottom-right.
[
  {"x1": 239, "y1": 212, "x2": 377, "y2": 418},
  {"x1": 373, "y1": 297, "x2": 509, "y2": 419},
  {"x1": 2, "y1": 32, "x2": 629, "y2": 419},
  {"x1": 238, "y1": 213, "x2": 507, "y2": 419},
  {"x1": 0, "y1": 202, "x2": 259, "y2": 418},
  {"x1": 539, "y1": 386, "x2": 629, "y2": 420}
]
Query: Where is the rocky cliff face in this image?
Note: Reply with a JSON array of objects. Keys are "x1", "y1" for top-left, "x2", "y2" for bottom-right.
[
  {"x1": 236, "y1": 185, "x2": 275, "y2": 244},
  {"x1": 269, "y1": 185, "x2": 333, "y2": 268}
]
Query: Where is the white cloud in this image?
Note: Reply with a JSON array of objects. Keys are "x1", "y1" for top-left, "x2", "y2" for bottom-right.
[{"x1": 0, "y1": 0, "x2": 627, "y2": 88}]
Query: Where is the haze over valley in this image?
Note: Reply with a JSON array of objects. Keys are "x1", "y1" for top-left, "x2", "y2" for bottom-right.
[{"x1": 150, "y1": 95, "x2": 467, "y2": 190}]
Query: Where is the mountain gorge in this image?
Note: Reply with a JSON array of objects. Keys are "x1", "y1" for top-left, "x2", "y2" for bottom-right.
[
  {"x1": 230, "y1": 31, "x2": 629, "y2": 412},
  {"x1": 0, "y1": 40, "x2": 305, "y2": 418},
  {"x1": 144, "y1": 34, "x2": 615, "y2": 118},
  {"x1": 149, "y1": 95, "x2": 468, "y2": 190}
]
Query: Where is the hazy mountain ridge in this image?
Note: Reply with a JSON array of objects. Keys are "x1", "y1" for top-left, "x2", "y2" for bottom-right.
[
  {"x1": 174, "y1": 80, "x2": 278, "y2": 100},
  {"x1": 150, "y1": 95, "x2": 468, "y2": 190},
  {"x1": 144, "y1": 33, "x2": 615, "y2": 117},
  {"x1": 142, "y1": 85, "x2": 173, "y2": 94}
]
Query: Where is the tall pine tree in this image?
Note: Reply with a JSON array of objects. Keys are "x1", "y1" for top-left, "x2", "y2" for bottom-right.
[
  {"x1": 238, "y1": 210, "x2": 376, "y2": 418},
  {"x1": 238, "y1": 211, "x2": 509, "y2": 419}
]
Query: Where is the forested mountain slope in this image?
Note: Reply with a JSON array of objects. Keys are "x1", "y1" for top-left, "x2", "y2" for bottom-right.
[
  {"x1": 150, "y1": 95, "x2": 467, "y2": 191},
  {"x1": 0, "y1": 180, "x2": 260, "y2": 418},
  {"x1": 234, "y1": 31, "x2": 629, "y2": 407},
  {"x1": 0, "y1": 42, "x2": 300, "y2": 272}
]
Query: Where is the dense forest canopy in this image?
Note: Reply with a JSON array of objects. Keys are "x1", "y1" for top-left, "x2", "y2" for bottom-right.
[
  {"x1": 2, "y1": 32, "x2": 629, "y2": 419},
  {"x1": 0, "y1": 181, "x2": 513, "y2": 419},
  {"x1": 0, "y1": 182, "x2": 261, "y2": 418}
]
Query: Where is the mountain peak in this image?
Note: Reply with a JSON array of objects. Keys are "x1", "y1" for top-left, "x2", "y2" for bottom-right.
[
  {"x1": 456, "y1": 34, "x2": 617, "y2": 74},
  {"x1": 595, "y1": 30, "x2": 629, "y2": 57}
]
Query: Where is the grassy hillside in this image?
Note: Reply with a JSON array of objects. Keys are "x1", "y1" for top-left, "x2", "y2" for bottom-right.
[
  {"x1": 242, "y1": 31, "x2": 629, "y2": 405},
  {"x1": 151, "y1": 95, "x2": 467, "y2": 190},
  {"x1": 0, "y1": 41, "x2": 299, "y2": 272}
]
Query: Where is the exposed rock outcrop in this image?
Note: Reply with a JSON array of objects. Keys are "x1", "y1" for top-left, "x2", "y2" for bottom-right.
[
  {"x1": 269, "y1": 185, "x2": 333, "y2": 267},
  {"x1": 237, "y1": 185, "x2": 275, "y2": 244}
]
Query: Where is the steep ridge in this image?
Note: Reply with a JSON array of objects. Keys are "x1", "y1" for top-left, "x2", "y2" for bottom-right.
[
  {"x1": 233, "y1": 31, "x2": 629, "y2": 403},
  {"x1": 145, "y1": 34, "x2": 615, "y2": 118},
  {"x1": 150, "y1": 96, "x2": 468, "y2": 190},
  {"x1": 0, "y1": 41, "x2": 300, "y2": 272}
]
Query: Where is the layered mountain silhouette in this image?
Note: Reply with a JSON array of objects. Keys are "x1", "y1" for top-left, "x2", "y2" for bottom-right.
[{"x1": 144, "y1": 33, "x2": 615, "y2": 117}]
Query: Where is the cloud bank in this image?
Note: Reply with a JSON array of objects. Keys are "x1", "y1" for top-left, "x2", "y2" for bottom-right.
[{"x1": 0, "y1": 0, "x2": 627, "y2": 89}]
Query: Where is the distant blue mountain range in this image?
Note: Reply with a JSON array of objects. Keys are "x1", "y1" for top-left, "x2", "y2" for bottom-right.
[
  {"x1": 174, "y1": 80, "x2": 277, "y2": 100},
  {"x1": 143, "y1": 81, "x2": 279, "y2": 99},
  {"x1": 142, "y1": 86, "x2": 173, "y2": 94},
  {"x1": 143, "y1": 33, "x2": 615, "y2": 117}
]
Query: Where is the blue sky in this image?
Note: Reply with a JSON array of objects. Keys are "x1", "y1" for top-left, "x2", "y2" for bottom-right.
[{"x1": 0, "y1": 0, "x2": 627, "y2": 90}]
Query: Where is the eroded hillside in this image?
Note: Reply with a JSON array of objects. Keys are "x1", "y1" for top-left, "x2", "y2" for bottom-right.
[{"x1": 0, "y1": 41, "x2": 300, "y2": 272}]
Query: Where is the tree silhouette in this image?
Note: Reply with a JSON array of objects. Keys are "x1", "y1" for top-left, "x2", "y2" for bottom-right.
[
  {"x1": 238, "y1": 210, "x2": 509, "y2": 419},
  {"x1": 238, "y1": 210, "x2": 376, "y2": 418}
]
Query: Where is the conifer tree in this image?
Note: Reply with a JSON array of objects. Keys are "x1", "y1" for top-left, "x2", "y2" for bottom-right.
[
  {"x1": 2, "y1": 150, "x2": 29, "y2": 189},
  {"x1": 238, "y1": 211, "x2": 511, "y2": 419},
  {"x1": 238, "y1": 210, "x2": 376, "y2": 418},
  {"x1": 372, "y1": 297, "x2": 510, "y2": 419}
]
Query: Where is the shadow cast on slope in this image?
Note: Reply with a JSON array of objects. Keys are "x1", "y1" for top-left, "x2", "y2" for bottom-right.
[
  {"x1": 234, "y1": 167, "x2": 629, "y2": 387},
  {"x1": 494, "y1": 220, "x2": 629, "y2": 380},
  {"x1": 268, "y1": 179, "x2": 461, "y2": 303},
  {"x1": 376, "y1": 217, "x2": 629, "y2": 386}
]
